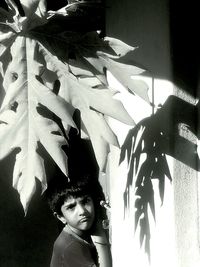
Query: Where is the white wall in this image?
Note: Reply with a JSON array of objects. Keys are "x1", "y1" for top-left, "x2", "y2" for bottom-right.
[
  {"x1": 106, "y1": 74, "x2": 177, "y2": 267},
  {"x1": 105, "y1": 1, "x2": 200, "y2": 266}
]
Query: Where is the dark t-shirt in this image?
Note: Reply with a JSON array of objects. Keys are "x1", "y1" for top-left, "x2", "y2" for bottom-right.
[{"x1": 50, "y1": 225, "x2": 98, "y2": 267}]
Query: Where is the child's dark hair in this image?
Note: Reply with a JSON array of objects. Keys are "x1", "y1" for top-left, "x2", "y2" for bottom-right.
[{"x1": 48, "y1": 178, "x2": 101, "y2": 216}]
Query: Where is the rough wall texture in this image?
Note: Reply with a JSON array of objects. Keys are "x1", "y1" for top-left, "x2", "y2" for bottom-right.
[
  {"x1": 173, "y1": 90, "x2": 200, "y2": 267},
  {"x1": 106, "y1": 0, "x2": 199, "y2": 266}
]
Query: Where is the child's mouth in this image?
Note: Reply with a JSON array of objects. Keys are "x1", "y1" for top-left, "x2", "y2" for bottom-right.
[{"x1": 80, "y1": 217, "x2": 90, "y2": 223}]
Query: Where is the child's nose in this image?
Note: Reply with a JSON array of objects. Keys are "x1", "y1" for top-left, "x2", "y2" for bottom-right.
[{"x1": 77, "y1": 204, "x2": 87, "y2": 215}]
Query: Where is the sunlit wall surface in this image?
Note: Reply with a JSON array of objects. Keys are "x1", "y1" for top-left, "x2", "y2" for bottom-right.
[
  {"x1": 107, "y1": 73, "x2": 177, "y2": 267},
  {"x1": 105, "y1": 1, "x2": 200, "y2": 266}
]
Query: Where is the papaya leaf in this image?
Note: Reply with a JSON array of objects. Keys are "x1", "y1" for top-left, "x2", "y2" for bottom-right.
[
  {"x1": 99, "y1": 36, "x2": 136, "y2": 58},
  {"x1": 20, "y1": 0, "x2": 46, "y2": 17},
  {"x1": 0, "y1": 7, "x2": 11, "y2": 22},
  {"x1": 38, "y1": 43, "x2": 134, "y2": 170},
  {"x1": 0, "y1": 0, "x2": 151, "y2": 211},
  {"x1": 74, "y1": 32, "x2": 150, "y2": 102},
  {"x1": 5, "y1": 0, "x2": 20, "y2": 20},
  {"x1": 99, "y1": 56, "x2": 150, "y2": 103},
  {"x1": 81, "y1": 109, "x2": 119, "y2": 170},
  {"x1": 69, "y1": 58, "x2": 96, "y2": 77},
  {"x1": 74, "y1": 32, "x2": 135, "y2": 59},
  {"x1": 0, "y1": 36, "x2": 71, "y2": 212}
]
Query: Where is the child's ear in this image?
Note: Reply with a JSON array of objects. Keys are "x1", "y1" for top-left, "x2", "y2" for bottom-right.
[{"x1": 54, "y1": 212, "x2": 67, "y2": 224}]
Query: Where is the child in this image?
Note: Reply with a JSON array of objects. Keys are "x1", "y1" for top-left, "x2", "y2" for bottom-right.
[{"x1": 48, "y1": 179, "x2": 112, "y2": 267}]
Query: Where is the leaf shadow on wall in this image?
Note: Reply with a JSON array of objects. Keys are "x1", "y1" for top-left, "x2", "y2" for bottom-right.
[{"x1": 120, "y1": 95, "x2": 199, "y2": 260}]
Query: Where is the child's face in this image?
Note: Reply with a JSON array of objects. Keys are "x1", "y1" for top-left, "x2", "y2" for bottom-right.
[{"x1": 59, "y1": 195, "x2": 95, "y2": 236}]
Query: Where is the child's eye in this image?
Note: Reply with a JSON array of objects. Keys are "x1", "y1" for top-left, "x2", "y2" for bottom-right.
[
  {"x1": 82, "y1": 197, "x2": 91, "y2": 205},
  {"x1": 66, "y1": 204, "x2": 75, "y2": 210}
]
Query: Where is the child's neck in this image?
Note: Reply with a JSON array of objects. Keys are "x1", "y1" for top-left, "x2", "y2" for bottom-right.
[{"x1": 66, "y1": 225, "x2": 92, "y2": 243}]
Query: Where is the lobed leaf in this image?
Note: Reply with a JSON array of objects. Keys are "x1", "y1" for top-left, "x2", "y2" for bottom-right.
[
  {"x1": 38, "y1": 42, "x2": 135, "y2": 169},
  {"x1": 74, "y1": 32, "x2": 150, "y2": 103},
  {"x1": 101, "y1": 36, "x2": 136, "y2": 58},
  {"x1": 20, "y1": 0, "x2": 47, "y2": 18},
  {"x1": 0, "y1": 2, "x2": 152, "y2": 211},
  {"x1": 99, "y1": 56, "x2": 150, "y2": 103},
  {"x1": 0, "y1": 35, "x2": 71, "y2": 211}
]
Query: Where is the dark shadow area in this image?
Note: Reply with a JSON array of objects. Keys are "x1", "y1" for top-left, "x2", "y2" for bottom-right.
[
  {"x1": 106, "y1": 0, "x2": 172, "y2": 81},
  {"x1": 0, "y1": 0, "x2": 199, "y2": 265},
  {"x1": 0, "y1": 150, "x2": 58, "y2": 267},
  {"x1": 0, "y1": 125, "x2": 101, "y2": 266},
  {"x1": 0, "y1": 108, "x2": 103, "y2": 266},
  {"x1": 169, "y1": 0, "x2": 199, "y2": 97},
  {"x1": 106, "y1": 1, "x2": 199, "y2": 259},
  {"x1": 0, "y1": 1, "x2": 106, "y2": 264},
  {"x1": 120, "y1": 95, "x2": 199, "y2": 259},
  {"x1": 107, "y1": 0, "x2": 199, "y2": 98},
  {"x1": 0, "y1": 0, "x2": 105, "y2": 34}
]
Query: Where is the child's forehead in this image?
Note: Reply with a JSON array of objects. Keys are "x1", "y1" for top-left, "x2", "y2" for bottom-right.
[{"x1": 63, "y1": 194, "x2": 90, "y2": 203}]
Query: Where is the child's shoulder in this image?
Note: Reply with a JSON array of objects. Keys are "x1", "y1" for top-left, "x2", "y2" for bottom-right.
[{"x1": 53, "y1": 228, "x2": 74, "y2": 251}]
